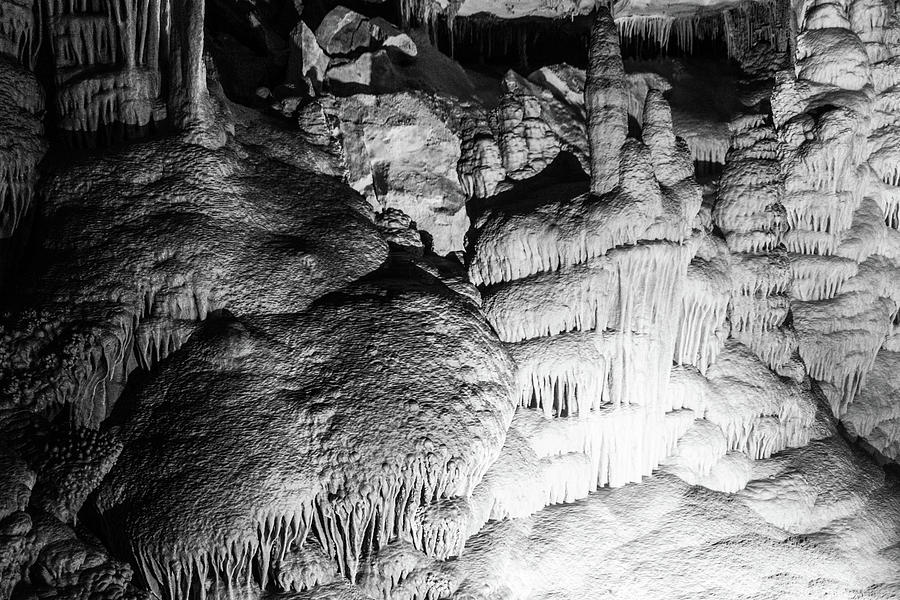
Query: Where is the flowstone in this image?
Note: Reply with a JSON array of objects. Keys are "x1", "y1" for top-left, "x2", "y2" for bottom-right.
[
  {"x1": 1, "y1": 136, "x2": 387, "y2": 426},
  {"x1": 95, "y1": 273, "x2": 516, "y2": 598}
]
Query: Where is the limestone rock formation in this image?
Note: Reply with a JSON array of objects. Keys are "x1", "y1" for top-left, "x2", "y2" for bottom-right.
[
  {"x1": 95, "y1": 273, "x2": 516, "y2": 595},
  {"x1": 2, "y1": 138, "x2": 387, "y2": 426},
  {"x1": 0, "y1": 56, "x2": 45, "y2": 240},
  {"x1": 0, "y1": 1, "x2": 899, "y2": 599}
]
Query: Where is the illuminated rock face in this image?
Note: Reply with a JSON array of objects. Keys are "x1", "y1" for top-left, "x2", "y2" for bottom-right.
[{"x1": 2, "y1": 2, "x2": 900, "y2": 600}]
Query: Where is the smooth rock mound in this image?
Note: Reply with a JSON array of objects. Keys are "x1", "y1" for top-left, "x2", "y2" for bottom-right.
[{"x1": 95, "y1": 273, "x2": 517, "y2": 598}]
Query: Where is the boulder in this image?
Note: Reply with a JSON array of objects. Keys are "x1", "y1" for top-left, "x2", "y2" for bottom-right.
[
  {"x1": 527, "y1": 63, "x2": 586, "y2": 116},
  {"x1": 369, "y1": 17, "x2": 418, "y2": 58},
  {"x1": 288, "y1": 20, "x2": 328, "y2": 93},
  {"x1": 333, "y1": 92, "x2": 475, "y2": 254},
  {"x1": 326, "y1": 49, "x2": 403, "y2": 95},
  {"x1": 315, "y1": 6, "x2": 372, "y2": 56}
]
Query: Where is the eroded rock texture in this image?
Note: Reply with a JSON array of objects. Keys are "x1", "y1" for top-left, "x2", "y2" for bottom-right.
[{"x1": 1, "y1": 1, "x2": 900, "y2": 599}]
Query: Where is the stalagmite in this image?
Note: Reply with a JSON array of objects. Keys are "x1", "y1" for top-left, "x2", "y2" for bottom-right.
[
  {"x1": 624, "y1": 72, "x2": 670, "y2": 127},
  {"x1": 586, "y1": 6, "x2": 626, "y2": 196},
  {"x1": 491, "y1": 70, "x2": 589, "y2": 180},
  {"x1": 714, "y1": 117, "x2": 785, "y2": 253},
  {"x1": 458, "y1": 117, "x2": 505, "y2": 199},
  {"x1": 661, "y1": 418, "x2": 728, "y2": 479},
  {"x1": 167, "y1": 0, "x2": 212, "y2": 137},
  {"x1": 698, "y1": 451, "x2": 754, "y2": 492},
  {"x1": 642, "y1": 90, "x2": 693, "y2": 185}
]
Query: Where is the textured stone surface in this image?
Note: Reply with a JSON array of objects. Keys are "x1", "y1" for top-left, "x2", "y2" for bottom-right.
[
  {"x1": 2, "y1": 2, "x2": 900, "y2": 600},
  {"x1": 332, "y1": 92, "x2": 475, "y2": 254},
  {"x1": 315, "y1": 6, "x2": 372, "y2": 56}
]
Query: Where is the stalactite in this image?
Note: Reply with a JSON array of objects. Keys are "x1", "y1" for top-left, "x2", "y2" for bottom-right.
[
  {"x1": 108, "y1": 0, "x2": 137, "y2": 68},
  {"x1": 52, "y1": 14, "x2": 119, "y2": 70},
  {"x1": 0, "y1": 276, "x2": 219, "y2": 426},
  {"x1": 616, "y1": 12, "x2": 725, "y2": 54},
  {"x1": 110, "y1": 409, "x2": 511, "y2": 599},
  {"x1": 731, "y1": 326, "x2": 799, "y2": 372},
  {"x1": 0, "y1": 145, "x2": 42, "y2": 237},
  {"x1": 469, "y1": 142, "x2": 667, "y2": 288},
  {"x1": 55, "y1": 68, "x2": 160, "y2": 132},
  {"x1": 789, "y1": 254, "x2": 858, "y2": 300},
  {"x1": 513, "y1": 405, "x2": 695, "y2": 490},
  {"x1": 842, "y1": 350, "x2": 900, "y2": 463},
  {"x1": 730, "y1": 293, "x2": 790, "y2": 333},
  {"x1": 687, "y1": 343, "x2": 818, "y2": 459},
  {"x1": 508, "y1": 330, "x2": 613, "y2": 417},
  {"x1": 481, "y1": 241, "x2": 689, "y2": 343},
  {"x1": 616, "y1": 15, "x2": 674, "y2": 49},
  {"x1": 722, "y1": 0, "x2": 790, "y2": 61},
  {"x1": 794, "y1": 292, "x2": 893, "y2": 414},
  {"x1": 40, "y1": 0, "x2": 219, "y2": 145},
  {"x1": 675, "y1": 260, "x2": 731, "y2": 374},
  {"x1": 764, "y1": 0, "x2": 896, "y2": 418},
  {"x1": 0, "y1": 57, "x2": 46, "y2": 239},
  {"x1": 41, "y1": 0, "x2": 169, "y2": 143},
  {"x1": 0, "y1": 0, "x2": 40, "y2": 69},
  {"x1": 685, "y1": 136, "x2": 730, "y2": 165}
]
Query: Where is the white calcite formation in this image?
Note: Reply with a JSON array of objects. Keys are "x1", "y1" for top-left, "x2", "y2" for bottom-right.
[
  {"x1": 469, "y1": 8, "x2": 702, "y2": 495},
  {"x1": 758, "y1": 0, "x2": 900, "y2": 438},
  {"x1": 842, "y1": 345, "x2": 900, "y2": 462},
  {"x1": 1, "y1": 1, "x2": 900, "y2": 600}
]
